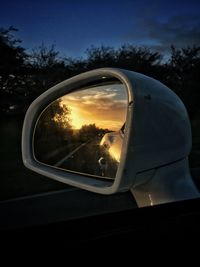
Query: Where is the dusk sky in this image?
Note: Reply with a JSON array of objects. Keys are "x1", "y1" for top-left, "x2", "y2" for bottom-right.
[
  {"x1": 1, "y1": 0, "x2": 200, "y2": 58},
  {"x1": 61, "y1": 83, "x2": 127, "y2": 130}
]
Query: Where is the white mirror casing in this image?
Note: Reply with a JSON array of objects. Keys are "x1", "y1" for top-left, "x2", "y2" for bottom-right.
[{"x1": 22, "y1": 68, "x2": 199, "y2": 207}]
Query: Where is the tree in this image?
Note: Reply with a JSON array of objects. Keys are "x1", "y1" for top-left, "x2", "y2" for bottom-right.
[
  {"x1": 29, "y1": 44, "x2": 59, "y2": 69},
  {"x1": 165, "y1": 45, "x2": 200, "y2": 119},
  {"x1": 34, "y1": 99, "x2": 73, "y2": 162},
  {"x1": 116, "y1": 44, "x2": 161, "y2": 69},
  {"x1": 85, "y1": 45, "x2": 116, "y2": 69},
  {"x1": 0, "y1": 27, "x2": 29, "y2": 117},
  {"x1": 0, "y1": 26, "x2": 26, "y2": 76},
  {"x1": 35, "y1": 99, "x2": 72, "y2": 138},
  {"x1": 84, "y1": 44, "x2": 162, "y2": 78},
  {"x1": 78, "y1": 124, "x2": 110, "y2": 142},
  {"x1": 28, "y1": 44, "x2": 68, "y2": 94}
]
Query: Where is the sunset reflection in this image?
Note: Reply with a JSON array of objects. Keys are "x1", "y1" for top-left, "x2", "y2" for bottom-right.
[
  {"x1": 34, "y1": 82, "x2": 128, "y2": 179},
  {"x1": 61, "y1": 83, "x2": 127, "y2": 131}
]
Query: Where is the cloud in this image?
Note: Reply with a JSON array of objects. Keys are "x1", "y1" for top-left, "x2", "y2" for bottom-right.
[
  {"x1": 61, "y1": 84, "x2": 128, "y2": 130},
  {"x1": 69, "y1": 91, "x2": 127, "y2": 111},
  {"x1": 62, "y1": 84, "x2": 127, "y2": 111},
  {"x1": 93, "y1": 92, "x2": 117, "y2": 100},
  {"x1": 126, "y1": 14, "x2": 200, "y2": 54}
]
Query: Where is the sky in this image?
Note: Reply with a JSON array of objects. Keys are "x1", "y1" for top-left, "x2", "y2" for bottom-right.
[
  {"x1": 0, "y1": 0, "x2": 200, "y2": 58},
  {"x1": 61, "y1": 83, "x2": 127, "y2": 130}
]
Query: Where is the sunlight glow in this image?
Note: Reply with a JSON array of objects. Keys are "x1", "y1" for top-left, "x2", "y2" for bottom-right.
[
  {"x1": 69, "y1": 105, "x2": 89, "y2": 129},
  {"x1": 60, "y1": 83, "x2": 127, "y2": 131}
]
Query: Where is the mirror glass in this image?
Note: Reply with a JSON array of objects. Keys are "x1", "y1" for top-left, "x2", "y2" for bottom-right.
[{"x1": 33, "y1": 80, "x2": 128, "y2": 179}]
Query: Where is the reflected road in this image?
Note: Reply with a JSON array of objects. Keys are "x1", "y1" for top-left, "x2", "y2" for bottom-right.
[
  {"x1": 52, "y1": 138, "x2": 117, "y2": 178},
  {"x1": 54, "y1": 138, "x2": 104, "y2": 177},
  {"x1": 55, "y1": 142, "x2": 88, "y2": 167}
]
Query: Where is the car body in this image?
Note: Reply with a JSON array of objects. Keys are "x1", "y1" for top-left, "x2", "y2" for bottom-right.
[{"x1": 100, "y1": 125, "x2": 125, "y2": 164}]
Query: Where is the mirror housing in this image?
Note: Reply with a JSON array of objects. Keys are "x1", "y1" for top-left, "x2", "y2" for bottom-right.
[{"x1": 22, "y1": 68, "x2": 199, "y2": 206}]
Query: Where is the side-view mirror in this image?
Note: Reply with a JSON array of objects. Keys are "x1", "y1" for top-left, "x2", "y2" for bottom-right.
[
  {"x1": 33, "y1": 80, "x2": 127, "y2": 180},
  {"x1": 22, "y1": 68, "x2": 199, "y2": 207}
]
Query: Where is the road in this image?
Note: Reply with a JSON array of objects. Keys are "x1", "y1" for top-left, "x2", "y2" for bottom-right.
[
  {"x1": 53, "y1": 138, "x2": 104, "y2": 177},
  {"x1": 54, "y1": 142, "x2": 88, "y2": 167},
  {"x1": 52, "y1": 138, "x2": 117, "y2": 179}
]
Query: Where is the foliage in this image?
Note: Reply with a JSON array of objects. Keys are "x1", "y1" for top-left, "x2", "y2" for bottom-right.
[
  {"x1": 29, "y1": 44, "x2": 60, "y2": 69},
  {"x1": 34, "y1": 99, "x2": 73, "y2": 162},
  {"x1": 0, "y1": 27, "x2": 28, "y2": 116},
  {"x1": 35, "y1": 99, "x2": 72, "y2": 139},
  {"x1": 78, "y1": 123, "x2": 109, "y2": 142},
  {"x1": 0, "y1": 26, "x2": 26, "y2": 75},
  {"x1": 164, "y1": 45, "x2": 200, "y2": 119}
]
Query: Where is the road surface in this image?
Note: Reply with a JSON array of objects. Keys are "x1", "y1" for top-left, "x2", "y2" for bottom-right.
[{"x1": 53, "y1": 138, "x2": 117, "y2": 178}]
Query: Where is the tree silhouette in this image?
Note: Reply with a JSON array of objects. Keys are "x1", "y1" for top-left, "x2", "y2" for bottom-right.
[
  {"x1": 30, "y1": 44, "x2": 59, "y2": 69},
  {"x1": 27, "y1": 44, "x2": 67, "y2": 96},
  {"x1": 0, "y1": 26, "x2": 26, "y2": 76},
  {"x1": 165, "y1": 45, "x2": 200, "y2": 119},
  {"x1": 78, "y1": 124, "x2": 110, "y2": 142},
  {"x1": 0, "y1": 27, "x2": 27, "y2": 117},
  {"x1": 35, "y1": 99, "x2": 72, "y2": 138},
  {"x1": 115, "y1": 44, "x2": 161, "y2": 70},
  {"x1": 34, "y1": 99, "x2": 73, "y2": 162}
]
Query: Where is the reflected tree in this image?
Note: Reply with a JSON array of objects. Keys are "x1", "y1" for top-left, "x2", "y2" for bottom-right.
[
  {"x1": 34, "y1": 99, "x2": 73, "y2": 163},
  {"x1": 78, "y1": 124, "x2": 110, "y2": 142}
]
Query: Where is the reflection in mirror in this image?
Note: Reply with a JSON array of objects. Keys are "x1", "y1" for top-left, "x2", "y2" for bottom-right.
[{"x1": 34, "y1": 81, "x2": 128, "y2": 179}]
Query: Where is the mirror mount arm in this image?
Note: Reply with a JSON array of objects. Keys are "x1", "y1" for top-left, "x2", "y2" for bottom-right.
[{"x1": 131, "y1": 157, "x2": 199, "y2": 207}]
